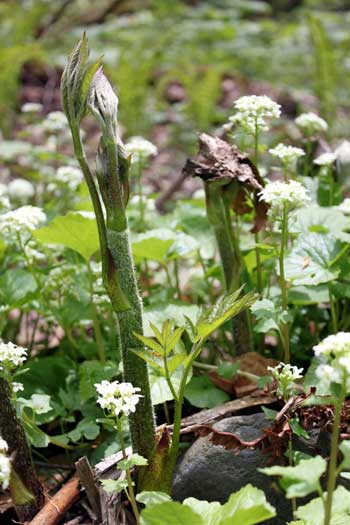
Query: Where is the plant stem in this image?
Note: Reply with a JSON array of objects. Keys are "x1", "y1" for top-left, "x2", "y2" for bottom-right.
[
  {"x1": 116, "y1": 418, "x2": 140, "y2": 524},
  {"x1": 87, "y1": 261, "x2": 106, "y2": 363},
  {"x1": 137, "y1": 160, "x2": 145, "y2": 228},
  {"x1": 279, "y1": 204, "x2": 290, "y2": 363},
  {"x1": 104, "y1": 139, "x2": 156, "y2": 461},
  {"x1": 324, "y1": 381, "x2": 346, "y2": 525},
  {"x1": 328, "y1": 285, "x2": 338, "y2": 334},
  {"x1": 253, "y1": 125, "x2": 263, "y2": 297}
]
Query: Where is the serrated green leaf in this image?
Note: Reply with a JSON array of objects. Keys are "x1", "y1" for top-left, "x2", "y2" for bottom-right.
[
  {"x1": 220, "y1": 484, "x2": 276, "y2": 525},
  {"x1": 260, "y1": 456, "x2": 326, "y2": 498},
  {"x1": 196, "y1": 290, "x2": 257, "y2": 341},
  {"x1": 140, "y1": 501, "x2": 204, "y2": 525},
  {"x1": 101, "y1": 478, "x2": 129, "y2": 494},
  {"x1": 136, "y1": 491, "x2": 172, "y2": 506},
  {"x1": 0, "y1": 269, "x2": 37, "y2": 306},
  {"x1": 295, "y1": 486, "x2": 350, "y2": 525},
  {"x1": 133, "y1": 332, "x2": 164, "y2": 355},
  {"x1": 34, "y1": 212, "x2": 99, "y2": 261},
  {"x1": 340, "y1": 441, "x2": 350, "y2": 469},
  {"x1": 119, "y1": 453, "x2": 148, "y2": 470}
]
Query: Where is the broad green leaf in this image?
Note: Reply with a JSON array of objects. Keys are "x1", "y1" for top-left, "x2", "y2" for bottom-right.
[
  {"x1": 260, "y1": 456, "x2": 326, "y2": 498},
  {"x1": 340, "y1": 441, "x2": 350, "y2": 469},
  {"x1": 184, "y1": 376, "x2": 230, "y2": 409},
  {"x1": 143, "y1": 303, "x2": 199, "y2": 337},
  {"x1": 295, "y1": 205, "x2": 350, "y2": 242},
  {"x1": 140, "y1": 501, "x2": 204, "y2": 525},
  {"x1": 79, "y1": 361, "x2": 118, "y2": 401},
  {"x1": 295, "y1": 486, "x2": 350, "y2": 525},
  {"x1": 34, "y1": 212, "x2": 99, "y2": 261},
  {"x1": 220, "y1": 484, "x2": 276, "y2": 525},
  {"x1": 136, "y1": 491, "x2": 172, "y2": 506},
  {"x1": 196, "y1": 290, "x2": 257, "y2": 341},
  {"x1": 22, "y1": 411, "x2": 50, "y2": 448},
  {"x1": 250, "y1": 299, "x2": 280, "y2": 334},
  {"x1": 132, "y1": 229, "x2": 174, "y2": 262},
  {"x1": 0, "y1": 269, "x2": 37, "y2": 306},
  {"x1": 149, "y1": 367, "x2": 190, "y2": 405},
  {"x1": 288, "y1": 285, "x2": 329, "y2": 305},
  {"x1": 284, "y1": 233, "x2": 347, "y2": 286},
  {"x1": 183, "y1": 498, "x2": 221, "y2": 525},
  {"x1": 68, "y1": 418, "x2": 100, "y2": 442},
  {"x1": 18, "y1": 394, "x2": 51, "y2": 415},
  {"x1": 101, "y1": 478, "x2": 128, "y2": 494},
  {"x1": 119, "y1": 453, "x2": 148, "y2": 470}
]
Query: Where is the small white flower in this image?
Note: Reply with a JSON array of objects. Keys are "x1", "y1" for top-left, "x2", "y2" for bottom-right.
[
  {"x1": 125, "y1": 136, "x2": 158, "y2": 163},
  {"x1": 269, "y1": 143, "x2": 305, "y2": 166},
  {"x1": 0, "y1": 450, "x2": 11, "y2": 490},
  {"x1": 314, "y1": 152, "x2": 337, "y2": 166},
  {"x1": 335, "y1": 140, "x2": 350, "y2": 165},
  {"x1": 0, "y1": 341, "x2": 27, "y2": 371},
  {"x1": 315, "y1": 363, "x2": 341, "y2": 385},
  {"x1": 0, "y1": 184, "x2": 10, "y2": 210},
  {"x1": 12, "y1": 382, "x2": 24, "y2": 393},
  {"x1": 8, "y1": 179, "x2": 35, "y2": 201},
  {"x1": 259, "y1": 180, "x2": 310, "y2": 215},
  {"x1": 229, "y1": 95, "x2": 281, "y2": 135},
  {"x1": 339, "y1": 198, "x2": 350, "y2": 215},
  {"x1": 313, "y1": 332, "x2": 350, "y2": 359},
  {"x1": 0, "y1": 438, "x2": 8, "y2": 453},
  {"x1": 267, "y1": 362, "x2": 303, "y2": 400},
  {"x1": 56, "y1": 166, "x2": 83, "y2": 190},
  {"x1": 42, "y1": 111, "x2": 69, "y2": 133},
  {"x1": 295, "y1": 113, "x2": 328, "y2": 135},
  {"x1": 21, "y1": 102, "x2": 43, "y2": 113},
  {"x1": 95, "y1": 380, "x2": 142, "y2": 417},
  {"x1": 0, "y1": 206, "x2": 46, "y2": 243}
]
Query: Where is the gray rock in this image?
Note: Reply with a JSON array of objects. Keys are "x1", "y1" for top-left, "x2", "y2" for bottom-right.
[{"x1": 172, "y1": 413, "x2": 308, "y2": 525}]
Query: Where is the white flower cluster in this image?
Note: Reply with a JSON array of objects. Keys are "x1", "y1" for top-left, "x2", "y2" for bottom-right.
[
  {"x1": 269, "y1": 143, "x2": 305, "y2": 166},
  {"x1": 0, "y1": 341, "x2": 27, "y2": 371},
  {"x1": 0, "y1": 184, "x2": 10, "y2": 210},
  {"x1": 314, "y1": 332, "x2": 350, "y2": 390},
  {"x1": 42, "y1": 111, "x2": 69, "y2": 133},
  {"x1": 295, "y1": 112, "x2": 328, "y2": 136},
  {"x1": 0, "y1": 206, "x2": 46, "y2": 243},
  {"x1": 125, "y1": 136, "x2": 158, "y2": 164},
  {"x1": 259, "y1": 180, "x2": 310, "y2": 215},
  {"x1": 95, "y1": 380, "x2": 142, "y2": 417},
  {"x1": 339, "y1": 198, "x2": 350, "y2": 215},
  {"x1": 313, "y1": 152, "x2": 337, "y2": 166},
  {"x1": 0, "y1": 438, "x2": 10, "y2": 490},
  {"x1": 8, "y1": 178, "x2": 35, "y2": 201},
  {"x1": 21, "y1": 102, "x2": 43, "y2": 114},
  {"x1": 55, "y1": 166, "x2": 83, "y2": 190},
  {"x1": 268, "y1": 362, "x2": 303, "y2": 400},
  {"x1": 229, "y1": 95, "x2": 281, "y2": 134}
]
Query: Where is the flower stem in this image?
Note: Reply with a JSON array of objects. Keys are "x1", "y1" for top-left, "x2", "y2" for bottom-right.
[
  {"x1": 253, "y1": 125, "x2": 263, "y2": 297},
  {"x1": 279, "y1": 204, "x2": 290, "y2": 363},
  {"x1": 328, "y1": 285, "x2": 338, "y2": 334},
  {"x1": 137, "y1": 160, "x2": 145, "y2": 228},
  {"x1": 324, "y1": 381, "x2": 346, "y2": 525},
  {"x1": 116, "y1": 418, "x2": 140, "y2": 524}
]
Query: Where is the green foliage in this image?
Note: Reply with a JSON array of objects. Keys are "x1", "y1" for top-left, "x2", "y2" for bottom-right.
[
  {"x1": 184, "y1": 375, "x2": 229, "y2": 408},
  {"x1": 34, "y1": 212, "x2": 99, "y2": 261},
  {"x1": 261, "y1": 456, "x2": 327, "y2": 499},
  {"x1": 140, "y1": 484, "x2": 276, "y2": 525}
]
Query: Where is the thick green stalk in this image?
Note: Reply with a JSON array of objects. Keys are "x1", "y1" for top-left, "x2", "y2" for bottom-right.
[
  {"x1": 0, "y1": 377, "x2": 44, "y2": 521},
  {"x1": 279, "y1": 205, "x2": 290, "y2": 363},
  {"x1": 102, "y1": 137, "x2": 156, "y2": 461},
  {"x1": 324, "y1": 381, "x2": 346, "y2": 525}
]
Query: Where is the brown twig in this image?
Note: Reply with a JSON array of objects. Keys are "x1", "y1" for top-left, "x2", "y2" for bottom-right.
[{"x1": 28, "y1": 475, "x2": 80, "y2": 525}]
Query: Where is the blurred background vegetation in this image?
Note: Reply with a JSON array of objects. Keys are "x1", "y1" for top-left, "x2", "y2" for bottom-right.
[{"x1": 0, "y1": 0, "x2": 349, "y2": 149}]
